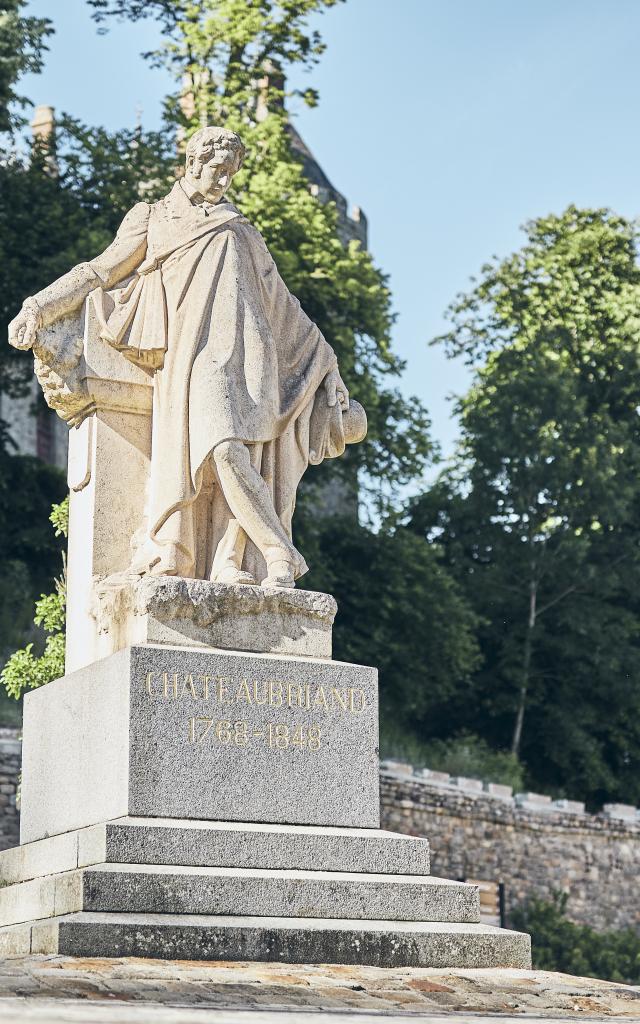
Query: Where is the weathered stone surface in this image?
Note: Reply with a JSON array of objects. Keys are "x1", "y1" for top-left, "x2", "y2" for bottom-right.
[
  {"x1": 0, "y1": 954, "x2": 637, "y2": 1021},
  {"x1": 94, "y1": 819, "x2": 431, "y2": 876},
  {"x1": 380, "y1": 770, "x2": 640, "y2": 933},
  {"x1": 20, "y1": 644, "x2": 379, "y2": 843},
  {"x1": 91, "y1": 575, "x2": 337, "y2": 662},
  {"x1": 0, "y1": 864, "x2": 479, "y2": 927},
  {"x1": 0, "y1": 819, "x2": 430, "y2": 884},
  {"x1": 20, "y1": 647, "x2": 131, "y2": 843},
  {"x1": 27, "y1": 912, "x2": 531, "y2": 968}
]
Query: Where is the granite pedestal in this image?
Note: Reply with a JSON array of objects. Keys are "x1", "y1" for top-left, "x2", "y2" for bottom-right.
[{"x1": 0, "y1": 581, "x2": 531, "y2": 968}]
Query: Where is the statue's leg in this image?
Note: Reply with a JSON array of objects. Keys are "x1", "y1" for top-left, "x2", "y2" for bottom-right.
[{"x1": 212, "y1": 439, "x2": 306, "y2": 588}]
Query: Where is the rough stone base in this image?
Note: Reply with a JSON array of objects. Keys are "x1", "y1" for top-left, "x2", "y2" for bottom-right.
[{"x1": 91, "y1": 575, "x2": 338, "y2": 660}]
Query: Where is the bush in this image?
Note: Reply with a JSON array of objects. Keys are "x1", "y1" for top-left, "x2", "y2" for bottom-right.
[
  {"x1": 380, "y1": 726, "x2": 525, "y2": 791},
  {"x1": 512, "y1": 893, "x2": 640, "y2": 984},
  {"x1": 1, "y1": 497, "x2": 67, "y2": 700}
]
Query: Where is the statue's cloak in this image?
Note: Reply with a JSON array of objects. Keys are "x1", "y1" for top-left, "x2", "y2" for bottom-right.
[{"x1": 89, "y1": 181, "x2": 342, "y2": 579}]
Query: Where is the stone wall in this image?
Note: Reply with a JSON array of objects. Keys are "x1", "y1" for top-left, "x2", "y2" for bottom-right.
[
  {"x1": 380, "y1": 762, "x2": 640, "y2": 934},
  {"x1": 0, "y1": 736, "x2": 637, "y2": 934},
  {"x1": 0, "y1": 731, "x2": 20, "y2": 853}
]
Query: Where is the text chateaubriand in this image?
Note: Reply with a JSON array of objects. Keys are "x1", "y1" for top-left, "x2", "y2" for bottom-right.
[{"x1": 144, "y1": 672, "x2": 367, "y2": 714}]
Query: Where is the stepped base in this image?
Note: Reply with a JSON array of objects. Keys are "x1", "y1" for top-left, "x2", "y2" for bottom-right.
[
  {"x1": 0, "y1": 817, "x2": 530, "y2": 969},
  {"x1": 6, "y1": 912, "x2": 531, "y2": 969}
]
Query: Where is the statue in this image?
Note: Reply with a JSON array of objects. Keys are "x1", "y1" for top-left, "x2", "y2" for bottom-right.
[{"x1": 8, "y1": 126, "x2": 366, "y2": 592}]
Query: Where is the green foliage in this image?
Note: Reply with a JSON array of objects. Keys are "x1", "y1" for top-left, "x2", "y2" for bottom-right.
[
  {"x1": 1, "y1": 498, "x2": 68, "y2": 700},
  {"x1": 88, "y1": 0, "x2": 432, "y2": 511},
  {"x1": 512, "y1": 894, "x2": 640, "y2": 984},
  {"x1": 0, "y1": 0, "x2": 52, "y2": 134},
  {"x1": 299, "y1": 513, "x2": 480, "y2": 731},
  {"x1": 0, "y1": 453, "x2": 65, "y2": 660},
  {"x1": 414, "y1": 206, "x2": 640, "y2": 805},
  {"x1": 380, "y1": 728, "x2": 525, "y2": 791}
]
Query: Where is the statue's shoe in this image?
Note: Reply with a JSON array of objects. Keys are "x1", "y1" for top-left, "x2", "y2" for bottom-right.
[
  {"x1": 261, "y1": 558, "x2": 298, "y2": 589},
  {"x1": 213, "y1": 566, "x2": 257, "y2": 586},
  {"x1": 129, "y1": 541, "x2": 182, "y2": 577}
]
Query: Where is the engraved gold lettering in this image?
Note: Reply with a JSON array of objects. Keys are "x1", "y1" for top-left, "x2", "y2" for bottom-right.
[
  {"x1": 269, "y1": 680, "x2": 283, "y2": 707},
  {"x1": 199, "y1": 675, "x2": 211, "y2": 699},
  {"x1": 331, "y1": 687, "x2": 349, "y2": 712},
  {"x1": 217, "y1": 677, "x2": 231, "y2": 703},
  {"x1": 287, "y1": 683, "x2": 304, "y2": 708},
  {"x1": 312, "y1": 685, "x2": 329, "y2": 710},
  {"x1": 235, "y1": 679, "x2": 252, "y2": 704},
  {"x1": 180, "y1": 674, "x2": 198, "y2": 699},
  {"x1": 145, "y1": 672, "x2": 156, "y2": 697},
  {"x1": 163, "y1": 672, "x2": 179, "y2": 698},
  {"x1": 253, "y1": 680, "x2": 268, "y2": 705},
  {"x1": 189, "y1": 716, "x2": 214, "y2": 743},
  {"x1": 349, "y1": 688, "x2": 366, "y2": 713}
]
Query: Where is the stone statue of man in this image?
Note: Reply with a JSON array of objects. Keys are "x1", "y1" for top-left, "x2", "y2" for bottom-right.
[{"x1": 8, "y1": 126, "x2": 365, "y2": 589}]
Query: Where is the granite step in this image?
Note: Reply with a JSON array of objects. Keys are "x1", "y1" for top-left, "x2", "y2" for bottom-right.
[
  {"x1": 22, "y1": 911, "x2": 531, "y2": 968},
  {"x1": 0, "y1": 864, "x2": 480, "y2": 928},
  {"x1": 0, "y1": 818, "x2": 430, "y2": 886}
]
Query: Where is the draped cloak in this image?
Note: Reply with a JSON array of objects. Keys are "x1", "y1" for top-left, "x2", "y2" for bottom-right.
[{"x1": 87, "y1": 180, "x2": 343, "y2": 580}]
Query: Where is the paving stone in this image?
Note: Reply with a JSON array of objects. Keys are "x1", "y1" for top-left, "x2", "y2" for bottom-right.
[{"x1": 0, "y1": 955, "x2": 638, "y2": 1021}]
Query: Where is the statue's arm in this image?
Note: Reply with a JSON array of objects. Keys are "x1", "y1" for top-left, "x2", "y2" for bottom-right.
[{"x1": 9, "y1": 202, "x2": 150, "y2": 350}]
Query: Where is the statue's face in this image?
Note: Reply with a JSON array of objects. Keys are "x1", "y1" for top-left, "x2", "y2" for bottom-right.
[{"x1": 187, "y1": 147, "x2": 237, "y2": 202}]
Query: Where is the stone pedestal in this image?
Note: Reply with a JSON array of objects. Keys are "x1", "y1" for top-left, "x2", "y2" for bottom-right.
[
  {"x1": 20, "y1": 643, "x2": 379, "y2": 843},
  {"x1": 0, "y1": 579, "x2": 531, "y2": 968}
]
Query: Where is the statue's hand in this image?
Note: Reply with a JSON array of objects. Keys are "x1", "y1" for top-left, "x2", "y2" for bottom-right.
[
  {"x1": 8, "y1": 302, "x2": 40, "y2": 351},
  {"x1": 324, "y1": 368, "x2": 349, "y2": 411}
]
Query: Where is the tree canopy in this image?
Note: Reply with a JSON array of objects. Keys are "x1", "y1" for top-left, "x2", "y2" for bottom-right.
[{"x1": 410, "y1": 207, "x2": 640, "y2": 805}]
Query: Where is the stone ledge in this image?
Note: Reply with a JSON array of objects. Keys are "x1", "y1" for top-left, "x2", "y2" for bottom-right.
[
  {"x1": 20, "y1": 911, "x2": 530, "y2": 968},
  {"x1": 91, "y1": 575, "x2": 338, "y2": 660}
]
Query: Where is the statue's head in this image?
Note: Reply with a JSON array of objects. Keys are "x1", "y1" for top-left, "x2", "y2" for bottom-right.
[{"x1": 185, "y1": 126, "x2": 246, "y2": 203}]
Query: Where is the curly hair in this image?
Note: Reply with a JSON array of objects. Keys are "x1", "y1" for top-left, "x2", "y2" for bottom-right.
[{"x1": 185, "y1": 126, "x2": 246, "y2": 175}]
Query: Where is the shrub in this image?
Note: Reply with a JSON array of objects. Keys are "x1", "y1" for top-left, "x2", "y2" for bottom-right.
[{"x1": 512, "y1": 893, "x2": 640, "y2": 984}]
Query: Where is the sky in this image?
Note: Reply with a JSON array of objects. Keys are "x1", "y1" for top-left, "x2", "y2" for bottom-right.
[{"x1": 21, "y1": 0, "x2": 640, "y2": 466}]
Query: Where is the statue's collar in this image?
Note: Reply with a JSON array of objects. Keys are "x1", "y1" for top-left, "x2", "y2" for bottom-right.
[{"x1": 167, "y1": 179, "x2": 240, "y2": 220}]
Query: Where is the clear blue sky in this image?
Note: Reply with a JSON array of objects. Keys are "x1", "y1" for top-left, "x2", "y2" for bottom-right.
[{"x1": 22, "y1": 0, "x2": 640, "y2": 464}]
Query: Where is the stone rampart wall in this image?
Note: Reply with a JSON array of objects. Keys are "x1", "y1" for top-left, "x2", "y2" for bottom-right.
[
  {"x1": 0, "y1": 732, "x2": 20, "y2": 853},
  {"x1": 380, "y1": 762, "x2": 640, "y2": 933}
]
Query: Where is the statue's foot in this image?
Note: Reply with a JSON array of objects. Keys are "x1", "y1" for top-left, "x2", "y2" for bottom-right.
[
  {"x1": 261, "y1": 558, "x2": 297, "y2": 589},
  {"x1": 214, "y1": 565, "x2": 257, "y2": 586},
  {"x1": 129, "y1": 541, "x2": 180, "y2": 577}
]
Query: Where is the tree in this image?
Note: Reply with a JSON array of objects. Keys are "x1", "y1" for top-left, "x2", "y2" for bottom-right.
[
  {"x1": 412, "y1": 207, "x2": 640, "y2": 804},
  {"x1": 87, "y1": 0, "x2": 432, "y2": 513},
  {"x1": 0, "y1": 8, "x2": 175, "y2": 668},
  {"x1": 0, "y1": 0, "x2": 52, "y2": 134},
  {"x1": 300, "y1": 513, "x2": 481, "y2": 742}
]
